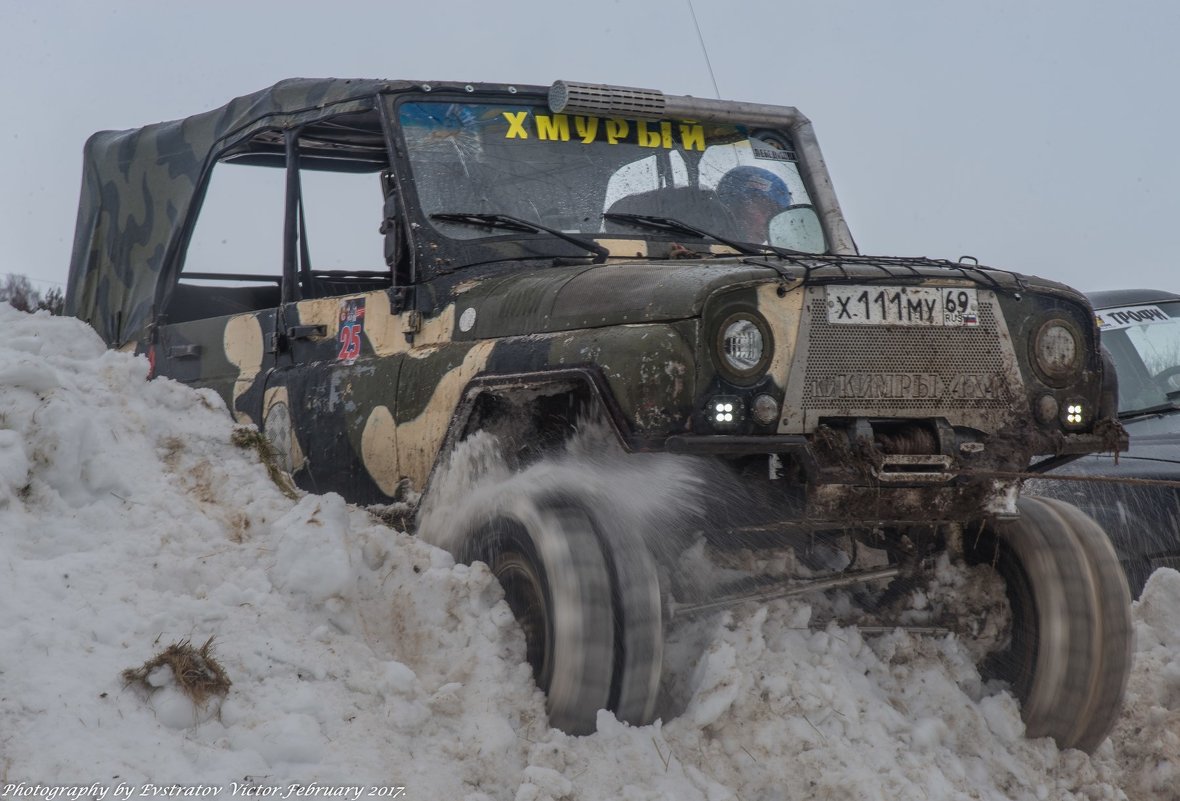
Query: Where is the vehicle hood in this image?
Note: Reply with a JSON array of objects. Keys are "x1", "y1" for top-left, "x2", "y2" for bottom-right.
[
  {"x1": 452, "y1": 259, "x2": 776, "y2": 339},
  {"x1": 449, "y1": 254, "x2": 1076, "y2": 340}
]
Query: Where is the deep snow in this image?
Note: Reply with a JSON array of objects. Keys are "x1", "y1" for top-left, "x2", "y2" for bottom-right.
[{"x1": 1, "y1": 304, "x2": 1178, "y2": 800}]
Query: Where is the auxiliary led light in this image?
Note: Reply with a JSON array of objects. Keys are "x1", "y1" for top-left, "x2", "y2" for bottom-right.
[
  {"x1": 710, "y1": 398, "x2": 742, "y2": 426},
  {"x1": 1065, "y1": 403, "x2": 1084, "y2": 425}
]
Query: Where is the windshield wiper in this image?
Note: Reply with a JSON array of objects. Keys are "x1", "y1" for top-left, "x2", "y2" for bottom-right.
[
  {"x1": 431, "y1": 212, "x2": 608, "y2": 263},
  {"x1": 603, "y1": 211, "x2": 761, "y2": 256},
  {"x1": 602, "y1": 212, "x2": 812, "y2": 259}
]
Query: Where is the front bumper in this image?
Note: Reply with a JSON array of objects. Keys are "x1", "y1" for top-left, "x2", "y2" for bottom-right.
[{"x1": 661, "y1": 424, "x2": 1126, "y2": 526}]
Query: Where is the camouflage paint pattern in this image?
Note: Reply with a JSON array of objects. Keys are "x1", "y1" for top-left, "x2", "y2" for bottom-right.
[
  {"x1": 68, "y1": 78, "x2": 461, "y2": 347},
  {"x1": 67, "y1": 78, "x2": 1121, "y2": 527},
  {"x1": 140, "y1": 255, "x2": 1113, "y2": 514}
]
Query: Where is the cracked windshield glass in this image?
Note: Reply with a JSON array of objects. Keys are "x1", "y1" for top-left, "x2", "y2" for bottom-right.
[{"x1": 398, "y1": 100, "x2": 823, "y2": 255}]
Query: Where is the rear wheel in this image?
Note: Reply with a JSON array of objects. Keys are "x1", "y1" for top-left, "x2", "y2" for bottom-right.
[{"x1": 968, "y1": 495, "x2": 1132, "y2": 753}]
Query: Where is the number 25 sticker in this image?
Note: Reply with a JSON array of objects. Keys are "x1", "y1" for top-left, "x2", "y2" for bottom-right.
[{"x1": 337, "y1": 298, "x2": 366, "y2": 364}]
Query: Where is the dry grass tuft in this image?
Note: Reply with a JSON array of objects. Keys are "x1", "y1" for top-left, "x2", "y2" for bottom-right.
[
  {"x1": 231, "y1": 426, "x2": 299, "y2": 499},
  {"x1": 122, "y1": 637, "x2": 232, "y2": 704}
]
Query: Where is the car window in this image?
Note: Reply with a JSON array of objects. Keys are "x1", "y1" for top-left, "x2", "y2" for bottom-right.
[
  {"x1": 170, "y1": 114, "x2": 393, "y2": 323},
  {"x1": 184, "y1": 161, "x2": 285, "y2": 282},
  {"x1": 1097, "y1": 300, "x2": 1180, "y2": 413},
  {"x1": 298, "y1": 169, "x2": 386, "y2": 269}
]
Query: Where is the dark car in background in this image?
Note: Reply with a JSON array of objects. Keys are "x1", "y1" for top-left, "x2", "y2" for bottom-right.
[{"x1": 1038, "y1": 289, "x2": 1180, "y2": 596}]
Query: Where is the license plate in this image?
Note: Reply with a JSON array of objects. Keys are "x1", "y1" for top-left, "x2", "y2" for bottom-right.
[{"x1": 825, "y1": 286, "x2": 980, "y2": 326}]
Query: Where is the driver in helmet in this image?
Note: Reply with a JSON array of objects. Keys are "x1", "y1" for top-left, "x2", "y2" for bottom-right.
[{"x1": 716, "y1": 166, "x2": 792, "y2": 244}]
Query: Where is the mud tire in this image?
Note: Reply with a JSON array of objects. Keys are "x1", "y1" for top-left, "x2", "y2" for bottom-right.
[
  {"x1": 969, "y1": 495, "x2": 1132, "y2": 753},
  {"x1": 593, "y1": 515, "x2": 664, "y2": 727},
  {"x1": 460, "y1": 498, "x2": 664, "y2": 733}
]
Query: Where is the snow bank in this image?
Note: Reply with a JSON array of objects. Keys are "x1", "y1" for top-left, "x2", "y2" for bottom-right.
[{"x1": 0, "y1": 304, "x2": 1175, "y2": 800}]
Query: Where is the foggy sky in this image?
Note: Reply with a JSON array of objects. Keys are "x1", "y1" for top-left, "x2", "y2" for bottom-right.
[{"x1": 3, "y1": 0, "x2": 1176, "y2": 296}]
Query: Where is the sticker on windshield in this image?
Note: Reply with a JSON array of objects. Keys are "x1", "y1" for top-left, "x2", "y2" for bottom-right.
[
  {"x1": 750, "y1": 138, "x2": 797, "y2": 163},
  {"x1": 1095, "y1": 305, "x2": 1172, "y2": 329},
  {"x1": 500, "y1": 110, "x2": 707, "y2": 150}
]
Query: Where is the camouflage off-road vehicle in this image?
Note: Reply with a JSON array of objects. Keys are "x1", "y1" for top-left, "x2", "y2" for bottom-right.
[{"x1": 68, "y1": 78, "x2": 1131, "y2": 750}]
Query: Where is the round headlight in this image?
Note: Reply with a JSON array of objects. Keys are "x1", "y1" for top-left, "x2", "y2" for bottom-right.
[
  {"x1": 716, "y1": 313, "x2": 771, "y2": 380},
  {"x1": 1032, "y1": 319, "x2": 1081, "y2": 383}
]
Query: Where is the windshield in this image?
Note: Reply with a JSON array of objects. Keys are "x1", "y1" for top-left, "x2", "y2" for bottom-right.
[
  {"x1": 1097, "y1": 300, "x2": 1180, "y2": 414},
  {"x1": 397, "y1": 100, "x2": 822, "y2": 255}
]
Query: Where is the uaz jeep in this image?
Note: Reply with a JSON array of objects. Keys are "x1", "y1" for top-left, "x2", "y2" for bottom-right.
[{"x1": 67, "y1": 78, "x2": 1131, "y2": 750}]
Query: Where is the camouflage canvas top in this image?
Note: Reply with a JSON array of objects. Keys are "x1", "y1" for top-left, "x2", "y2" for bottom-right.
[{"x1": 66, "y1": 77, "x2": 421, "y2": 346}]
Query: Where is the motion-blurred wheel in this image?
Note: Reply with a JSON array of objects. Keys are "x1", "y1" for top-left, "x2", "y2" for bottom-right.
[
  {"x1": 969, "y1": 495, "x2": 1133, "y2": 752},
  {"x1": 459, "y1": 497, "x2": 663, "y2": 733}
]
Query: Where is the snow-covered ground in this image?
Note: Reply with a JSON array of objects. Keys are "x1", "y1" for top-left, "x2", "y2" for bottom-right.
[{"x1": 1, "y1": 304, "x2": 1178, "y2": 801}]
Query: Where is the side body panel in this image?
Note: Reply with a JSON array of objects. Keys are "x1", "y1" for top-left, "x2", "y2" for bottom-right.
[
  {"x1": 155, "y1": 310, "x2": 277, "y2": 426},
  {"x1": 264, "y1": 290, "x2": 404, "y2": 502}
]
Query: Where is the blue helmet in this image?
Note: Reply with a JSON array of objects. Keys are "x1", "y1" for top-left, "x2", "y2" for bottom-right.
[{"x1": 716, "y1": 166, "x2": 792, "y2": 208}]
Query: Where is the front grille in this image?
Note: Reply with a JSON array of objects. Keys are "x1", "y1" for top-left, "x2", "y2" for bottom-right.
[{"x1": 782, "y1": 288, "x2": 1021, "y2": 432}]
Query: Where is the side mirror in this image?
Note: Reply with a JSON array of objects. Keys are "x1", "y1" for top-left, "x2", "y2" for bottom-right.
[{"x1": 768, "y1": 205, "x2": 825, "y2": 254}]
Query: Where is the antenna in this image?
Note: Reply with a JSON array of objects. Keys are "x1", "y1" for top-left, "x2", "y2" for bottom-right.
[{"x1": 686, "y1": 0, "x2": 721, "y2": 99}]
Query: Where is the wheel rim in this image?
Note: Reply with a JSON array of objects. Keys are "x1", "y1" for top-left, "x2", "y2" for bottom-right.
[
  {"x1": 988, "y1": 542, "x2": 1039, "y2": 703},
  {"x1": 493, "y1": 551, "x2": 552, "y2": 689}
]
